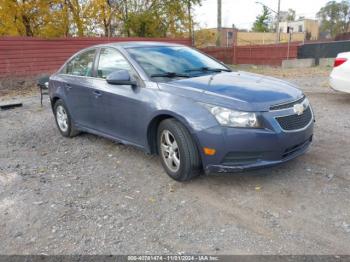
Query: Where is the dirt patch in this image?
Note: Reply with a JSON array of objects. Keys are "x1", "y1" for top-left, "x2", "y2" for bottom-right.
[
  {"x1": 0, "y1": 68, "x2": 349, "y2": 255},
  {"x1": 0, "y1": 75, "x2": 44, "y2": 100}
]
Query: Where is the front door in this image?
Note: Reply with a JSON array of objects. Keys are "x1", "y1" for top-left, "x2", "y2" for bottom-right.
[{"x1": 90, "y1": 47, "x2": 149, "y2": 145}]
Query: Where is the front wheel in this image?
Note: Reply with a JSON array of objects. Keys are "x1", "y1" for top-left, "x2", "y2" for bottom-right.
[{"x1": 157, "y1": 119, "x2": 201, "y2": 181}]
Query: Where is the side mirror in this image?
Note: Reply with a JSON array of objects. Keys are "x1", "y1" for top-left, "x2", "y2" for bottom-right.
[{"x1": 106, "y1": 70, "x2": 137, "y2": 86}]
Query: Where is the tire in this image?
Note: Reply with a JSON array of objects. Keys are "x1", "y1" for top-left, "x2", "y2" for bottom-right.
[
  {"x1": 157, "y1": 119, "x2": 201, "y2": 181},
  {"x1": 53, "y1": 99, "x2": 79, "y2": 137}
]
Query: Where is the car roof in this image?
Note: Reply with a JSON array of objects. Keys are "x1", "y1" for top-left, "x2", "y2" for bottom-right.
[{"x1": 92, "y1": 41, "x2": 185, "y2": 49}]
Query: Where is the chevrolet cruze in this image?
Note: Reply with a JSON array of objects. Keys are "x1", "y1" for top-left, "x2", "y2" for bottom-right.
[{"x1": 49, "y1": 42, "x2": 314, "y2": 181}]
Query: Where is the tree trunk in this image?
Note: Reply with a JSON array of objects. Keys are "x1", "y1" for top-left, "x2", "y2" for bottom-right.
[
  {"x1": 62, "y1": 3, "x2": 70, "y2": 37},
  {"x1": 66, "y1": 0, "x2": 84, "y2": 37},
  {"x1": 22, "y1": 15, "x2": 33, "y2": 36},
  {"x1": 124, "y1": 0, "x2": 130, "y2": 37}
]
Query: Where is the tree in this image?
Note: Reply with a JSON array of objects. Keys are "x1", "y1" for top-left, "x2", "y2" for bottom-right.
[
  {"x1": 317, "y1": 0, "x2": 350, "y2": 38},
  {"x1": 252, "y1": 6, "x2": 271, "y2": 32},
  {"x1": 287, "y1": 8, "x2": 296, "y2": 21},
  {"x1": 186, "y1": 0, "x2": 201, "y2": 42},
  {"x1": 121, "y1": 0, "x2": 163, "y2": 37},
  {"x1": 194, "y1": 28, "x2": 216, "y2": 47},
  {"x1": 0, "y1": 0, "x2": 202, "y2": 37},
  {"x1": 64, "y1": 0, "x2": 98, "y2": 37},
  {"x1": 90, "y1": 0, "x2": 123, "y2": 37},
  {"x1": 122, "y1": 0, "x2": 201, "y2": 37},
  {"x1": 0, "y1": 0, "x2": 68, "y2": 37}
]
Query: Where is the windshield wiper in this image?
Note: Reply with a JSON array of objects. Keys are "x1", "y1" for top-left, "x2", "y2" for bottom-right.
[
  {"x1": 150, "y1": 72, "x2": 190, "y2": 78},
  {"x1": 185, "y1": 67, "x2": 231, "y2": 73}
]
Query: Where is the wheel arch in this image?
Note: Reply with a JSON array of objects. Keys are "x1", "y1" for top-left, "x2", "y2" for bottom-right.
[
  {"x1": 50, "y1": 96, "x2": 63, "y2": 112},
  {"x1": 51, "y1": 96, "x2": 60, "y2": 106},
  {"x1": 146, "y1": 111, "x2": 201, "y2": 155}
]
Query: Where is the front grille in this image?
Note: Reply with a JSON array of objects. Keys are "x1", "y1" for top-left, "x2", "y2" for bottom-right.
[
  {"x1": 276, "y1": 106, "x2": 312, "y2": 131},
  {"x1": 270, "y1": 96, "x2": 305, "y2": 110}
]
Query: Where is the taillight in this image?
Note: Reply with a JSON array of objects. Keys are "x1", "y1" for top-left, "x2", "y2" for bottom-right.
[{"x1": 334, "y1": 58, "x2": 347, "y2": 67}]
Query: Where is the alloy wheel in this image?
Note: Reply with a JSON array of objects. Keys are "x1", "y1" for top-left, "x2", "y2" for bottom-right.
[
  {"x1": 160, "y1": 130, "x2": 181, "y2": 172},
  {"x1": 56, "y1": 105, "x2": 69, "y2": 132}
]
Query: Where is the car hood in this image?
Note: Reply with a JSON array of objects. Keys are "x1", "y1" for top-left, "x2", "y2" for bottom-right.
[{"x1": 158, "y1": 71, "x2": 303, "y2": 112}]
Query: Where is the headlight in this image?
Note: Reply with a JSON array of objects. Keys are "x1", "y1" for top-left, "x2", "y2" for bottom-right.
[{"x1": 203, "y1": 104, "x2": 260, "y2": 128}]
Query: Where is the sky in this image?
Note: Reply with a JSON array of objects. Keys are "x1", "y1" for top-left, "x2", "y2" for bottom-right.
[{"x1": 194, "y1": 0, "x2": 331, "y2": 30}]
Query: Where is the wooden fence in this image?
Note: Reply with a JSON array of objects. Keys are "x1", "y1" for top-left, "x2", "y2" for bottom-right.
[
  {"x1": 0, "y1": 37, "x2": 299, "y2": 77},
  {"x1": 198, "y1": 46, "x2": 234, "y2": 64},
  {"x1": 0, "y1": 37, "x2": 191, "y2": 77},
  {"x1": 200, "y1": 43, "x2": 299, "y2": 66}
]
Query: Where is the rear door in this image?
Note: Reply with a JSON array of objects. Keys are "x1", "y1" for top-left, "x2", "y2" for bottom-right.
[{"x1": 60, "y1": 49, "x2": 96, "y2": 128}]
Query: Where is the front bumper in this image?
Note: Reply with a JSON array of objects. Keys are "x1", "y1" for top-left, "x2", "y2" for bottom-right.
[
  {"x1": 195, "y1": 106, "x2": 315, "y2": 174},
  {"x1": 206, "y1": 135, "x2": 312, "y2": 173}
]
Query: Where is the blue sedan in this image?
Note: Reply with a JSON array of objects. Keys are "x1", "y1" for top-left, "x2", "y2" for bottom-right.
[{"x1": 49, "y1": 42, "x2": 314, "y2": 181}]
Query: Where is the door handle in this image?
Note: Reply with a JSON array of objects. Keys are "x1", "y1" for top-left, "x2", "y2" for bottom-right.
[{"x1": 93, "y1": 90, "x2": 102, "y2": 98}]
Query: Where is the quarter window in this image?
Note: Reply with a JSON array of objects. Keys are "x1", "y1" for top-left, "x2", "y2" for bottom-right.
[
  {"x1": 65, "y1": 49, "x2": 96, "y2": 76},
  {"x1": 97, "y1": 48, "x2": 132, "y2": 79}
]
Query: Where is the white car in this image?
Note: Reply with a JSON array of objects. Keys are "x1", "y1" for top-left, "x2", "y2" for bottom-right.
[{"x1": 330, "y1": 52, "x2": 350, "y2": 93}]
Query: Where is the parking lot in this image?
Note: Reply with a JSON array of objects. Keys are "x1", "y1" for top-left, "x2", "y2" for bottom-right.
[{"x1": 0, "y1": 67, "x2": 349, "y2": 254}]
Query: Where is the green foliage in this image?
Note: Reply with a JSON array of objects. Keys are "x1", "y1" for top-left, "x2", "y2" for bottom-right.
[
  {"x1": 317, "y1": 0, "x2": 350, "y2": 38},
  {"x1": 194, "y1": 29, "x2": 217, "y2": 47},
  {"x1": 126, "y1": 9, "x2": 163, "y2": 37},
  {"x1": 0, "y1": 0, "x2": 202, "y2": 37},
  {"x1": 122, "y1": 0, "x2": 201, "y2": 37},
  {"x1": 252, "y1": 6, "x2": 271, "y2": 32},
  {"x1": 287, "y1": 8, "x2": 296, "y2": 22}
]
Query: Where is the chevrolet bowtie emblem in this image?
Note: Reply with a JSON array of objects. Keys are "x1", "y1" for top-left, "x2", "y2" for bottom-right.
[{"x1": 293, "y1": 103, "x2": 305, "y2": 115}]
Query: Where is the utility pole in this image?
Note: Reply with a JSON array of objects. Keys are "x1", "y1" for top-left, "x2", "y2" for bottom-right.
[
  {"x1": 216, "y1": 0, "x2": 222, "y2": 47},
  {"x1": 275, "y1": 0, "x2": 281, "y2": 44}
]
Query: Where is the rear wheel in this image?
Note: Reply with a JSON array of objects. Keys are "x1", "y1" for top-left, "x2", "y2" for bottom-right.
[
  {"x1": 54, "y1": 99, "x2": 79, "y2": 137},
  {"x1": 157, "y1": 119, "x2": 201, "y2": 181}
]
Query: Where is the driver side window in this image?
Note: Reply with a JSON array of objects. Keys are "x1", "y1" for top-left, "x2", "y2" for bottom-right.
[{"x1": 97, "y1": 48, "x2": 132, "y2": 79}]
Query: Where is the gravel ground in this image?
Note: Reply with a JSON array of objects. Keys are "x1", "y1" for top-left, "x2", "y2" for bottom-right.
[{"x1": 0, "y1": 67, "x2": 350, "y2": 255}]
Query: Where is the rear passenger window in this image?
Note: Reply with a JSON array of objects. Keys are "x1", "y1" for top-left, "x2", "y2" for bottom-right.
[
  {"x1": 65, "y1": 49, "x2": 96, "y2": 76},
  {"x1": 97, "y1": 48, "x2": 132, "y2": 78}
]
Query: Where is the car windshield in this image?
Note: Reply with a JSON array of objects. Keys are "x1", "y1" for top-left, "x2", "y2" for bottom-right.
[{"x1": 126, "y1": 46, "x2": 231, "y2": 82}]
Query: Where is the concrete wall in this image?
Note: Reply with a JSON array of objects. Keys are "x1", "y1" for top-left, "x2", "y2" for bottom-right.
[
  {"x1": 236, "y1": 32, "x2": 304, "y2": 46},
  {"x1": 304, "y1": 19, "x2": 319, "y2": 40},
  {"x1": 319, "y1": 58, "x2": 335, "y2": 67},
  {"x1": 195, "y1": 30, "x2": 304, "y2": 47},
  {"x1": 282, "y1": 58, "x2": 315, "y2": 69},
  {"x1": 194, "y1": 28, "x2": 237, "y2": 48}
]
